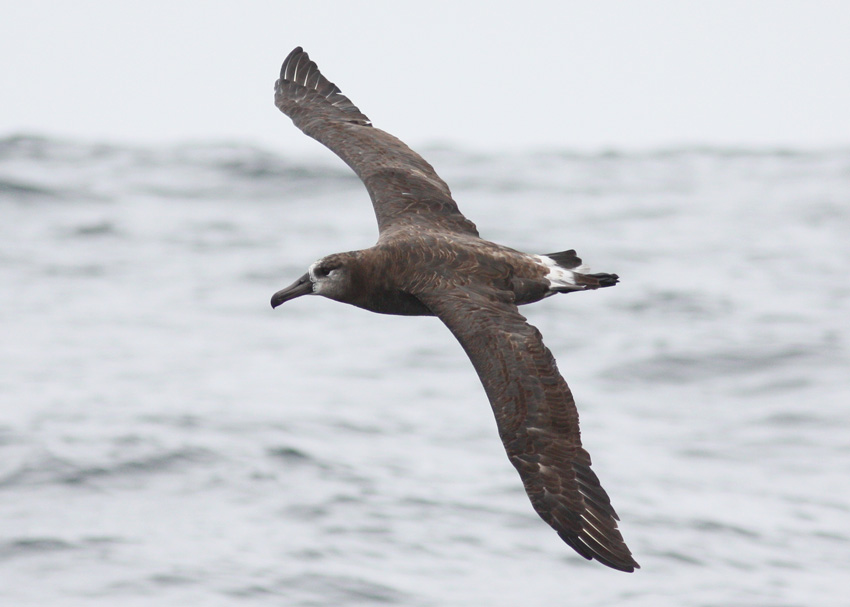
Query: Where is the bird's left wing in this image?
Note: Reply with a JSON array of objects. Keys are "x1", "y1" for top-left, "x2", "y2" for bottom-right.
[
  {"x1": 416, "y1": 285, "x2": 639, "y2": 572},
  {"x1": 274, "y1": 47, "x2": 479, "y2": 237}
]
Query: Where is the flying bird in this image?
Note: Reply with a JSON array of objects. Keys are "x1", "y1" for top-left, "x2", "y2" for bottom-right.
[{"x1": 271, "y1": 47, "x2": 638, "y2": 572}]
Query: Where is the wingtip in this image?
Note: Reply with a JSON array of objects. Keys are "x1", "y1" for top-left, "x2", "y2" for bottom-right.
[
  {"x1": 280, "y1": 46, "x2": 306, "y2": 81},
  {"x1": 560, "y1": 530, "x2": 640, "y2": 572},
  {"x1": 274, "y1": 47, "x2": 372, "y2": 127}
]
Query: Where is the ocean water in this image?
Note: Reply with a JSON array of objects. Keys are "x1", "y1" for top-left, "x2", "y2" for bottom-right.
[{"x1": 1, "y1": 134, "x2": 849, "y2": 606}]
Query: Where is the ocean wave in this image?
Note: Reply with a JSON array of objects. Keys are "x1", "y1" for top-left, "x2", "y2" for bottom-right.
[
  {"x1": 4, "y1": 135, "x2": 849, "y2": 205},
  {"x1": 0, "y1": 446, "x2": 217, "y2": 489}
]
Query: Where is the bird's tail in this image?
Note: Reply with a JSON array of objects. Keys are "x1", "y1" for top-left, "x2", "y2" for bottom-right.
[
  {"x1": 572, "y1": 271, "x2": 619, "y2": 289},
  {"x1": 542, "y1": 249, "x2": 619, "y2": 293}
]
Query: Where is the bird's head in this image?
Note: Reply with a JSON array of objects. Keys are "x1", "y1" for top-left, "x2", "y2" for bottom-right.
[{"x1": 270, "y1": 253, "x2": 356, "y2": 308}]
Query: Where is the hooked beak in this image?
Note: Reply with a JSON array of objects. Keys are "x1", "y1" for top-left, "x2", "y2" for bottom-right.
[{"x1": 270, "y1": 273, "x2": 313, "y2": 308}]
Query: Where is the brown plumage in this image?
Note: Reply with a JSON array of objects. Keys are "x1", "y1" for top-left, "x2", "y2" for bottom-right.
[{"x1": 271, "y1": 47, "x2": 639, "y2": 572}]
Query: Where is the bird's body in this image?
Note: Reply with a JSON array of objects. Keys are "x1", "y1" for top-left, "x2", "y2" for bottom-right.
[
  {"x1": 282, "y1": 234, "x2": 607, "y2": 316},
  {"x1": 271, "y1": 47, "x2": 638, "y2": 572}
]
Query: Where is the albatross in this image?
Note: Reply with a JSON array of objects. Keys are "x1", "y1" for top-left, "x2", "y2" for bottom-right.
[{"x1": 271, "y1": 47, "x2": 638, "y2": 572}]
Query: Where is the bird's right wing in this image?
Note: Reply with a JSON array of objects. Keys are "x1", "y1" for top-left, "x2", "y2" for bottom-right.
[
  {"x1": 275, "y1": 47, "x2": 479, "y2": 237},
  {"x1": 416, "y1": 285, "x2": 639, "y2": 572}
]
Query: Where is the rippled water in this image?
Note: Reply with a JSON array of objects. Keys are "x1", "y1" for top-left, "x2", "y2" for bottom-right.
[{"x1": 1, "y1": 135, "x2": 849, "y2": 606}]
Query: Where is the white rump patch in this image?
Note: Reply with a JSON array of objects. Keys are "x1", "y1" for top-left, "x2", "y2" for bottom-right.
[{"x1": 534, "y1": 254, "x2": 590, "y2": 290}]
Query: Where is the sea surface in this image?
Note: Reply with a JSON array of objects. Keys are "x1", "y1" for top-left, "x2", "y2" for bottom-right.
[{"x1": 1, "y1": 135, "x2": 849, "y2": 606}]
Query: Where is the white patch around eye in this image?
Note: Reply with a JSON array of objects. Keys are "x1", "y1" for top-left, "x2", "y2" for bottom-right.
[{"x1": 307, "y1": 261, "x2": 320, "y2": 282}]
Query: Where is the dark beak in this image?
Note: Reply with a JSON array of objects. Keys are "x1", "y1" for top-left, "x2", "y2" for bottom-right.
[{"x1": 271, "y1": 273, "x2": 313, "y2": 308}]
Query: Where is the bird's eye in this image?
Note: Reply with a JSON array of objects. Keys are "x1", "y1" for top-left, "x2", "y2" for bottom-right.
[{"x1": 317, "y1": 266, "x2": 339, "y2": 278}]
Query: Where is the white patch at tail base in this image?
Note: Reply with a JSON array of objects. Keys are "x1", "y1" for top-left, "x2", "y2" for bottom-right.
[{"x1": 534, "y1": 254, "x2": 590, "y2": 290}]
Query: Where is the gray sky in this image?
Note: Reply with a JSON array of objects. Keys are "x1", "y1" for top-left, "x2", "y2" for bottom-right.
[{"x1": 3, "y1": 1, "x2": 849, "y2": 154}]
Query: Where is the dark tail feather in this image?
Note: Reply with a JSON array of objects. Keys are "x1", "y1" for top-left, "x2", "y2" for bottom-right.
[
  {"x1": 544, "y1": 249, "x2": 583, "y2": 269},
  {"x1": 551, "y1": 272, "x2": 620, "y2": 293},
  {"x1": 584, "y1": 272, "x2": 620, "y2": 288}
]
